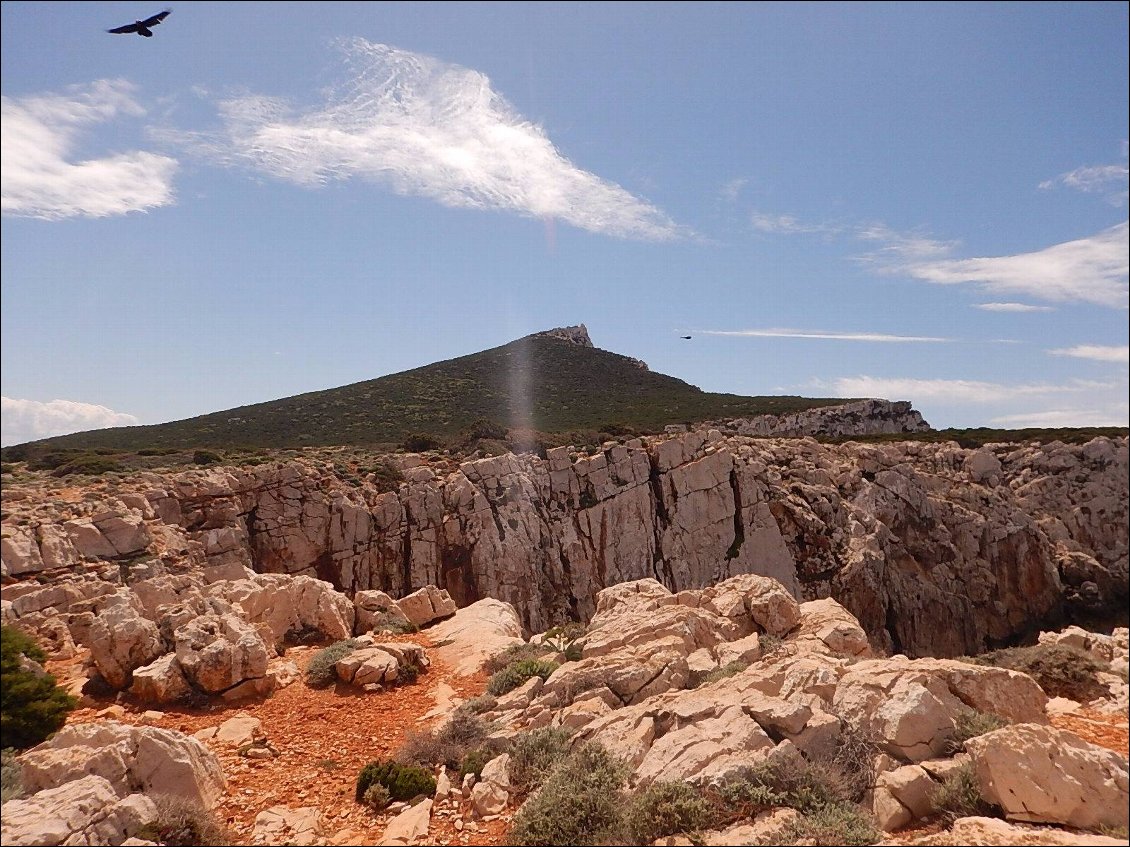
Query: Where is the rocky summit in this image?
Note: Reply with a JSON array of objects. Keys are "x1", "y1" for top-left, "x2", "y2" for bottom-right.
[{"x1": 0, "y1": 411, "x2": 1127, "y2": 847}]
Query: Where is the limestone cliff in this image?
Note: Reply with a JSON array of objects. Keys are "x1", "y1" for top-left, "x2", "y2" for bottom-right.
[{"x1": 2, "y1": 424, "x2": 1125, "y2": 658}]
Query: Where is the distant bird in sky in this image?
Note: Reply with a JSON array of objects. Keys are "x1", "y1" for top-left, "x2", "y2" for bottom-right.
[
  {"x1": 107, "y1": 10, "x2": 171, "y2": 37},
  {"x1": 680, "y1": 335, "x2": 692, "y2": 340}
]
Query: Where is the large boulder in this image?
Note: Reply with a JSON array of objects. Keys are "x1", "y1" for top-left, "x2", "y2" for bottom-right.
[
  {"x1": 19, "y1": 722, "x2": 226, "y2": 809},
  {"x1": 427, "y1": 598, "x2": 523, "y2": 676},
  {"x1": 396, "y1": 585, "x2": 457, "y2": 628},
  {"x1": 173, "y1": 612, "x2": 272, "y2": 696},
  {"x1": 966, "y1": 723, "x2": 1129, "y2": 830},
  {"x1": 354, "y1": 589, "x2": 412, "y2": 634},
  {"x1": 87, "y1": 594, "x2": 164, "y2": 690},
  {"x1": 0, "y1": 774, "x2": 156, "y2": 847}
]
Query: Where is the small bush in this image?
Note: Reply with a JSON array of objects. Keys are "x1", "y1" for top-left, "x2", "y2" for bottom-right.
[
  {"x1": 362, "y1": 783, "x2": 391, "y2": 811},
  {"x1": 624, "y1": 780, "x2": 711, "y2": 843},
  {"x1": 1, "y1": 626, "x2": 77, "y2": 750},
  {"x1": 402, "y1": 433, "x2": 442, "y2": 452},
  {"x1": 459, "y1": 748, "x2": 493, "y2": 779},
  {"x1": 460, "y1": 694, "x2": 498, "y2": 715},
  {"x1": 0, "y1": 463, "x2": 16, "y2": 475},
  {"x1": 780, "y1": 802, "x2": 881, "y2": 846},
  {"x1": 368, "y1": 461, "x2": 404, "y2": 494},
  {"x1": 2, "y1": 748, "x2": 24, "y2": 805},
  {"x1": 355, "y1": 759, "x2": 436, "y2": 804},
  {"x1": 397, "y1": 710, "x2": 493, "y2": 771},
  {"x1": 139, "y1": 795, "x2": 232, "y2": 846},
  {"x1": 304, "y1": 638, "x2": 358, "y2": 689},
  {"x1": 484, "y1": 642, "x2": 554, "y2": 674},
  {"x1": 486, "y1": 658, "x2": 559, "y2": 696},
  {"x1": 54, "y1": 455, "x2": 123, "y2": 476},
  {"x1": 507, "y1": 742, "x2": 629, "y2": 846},
  {"x1": 507, "y1": 726, "x2": 574, "y2": 797},
  {"x1": 931, "y1": 761, "x2": 999, "y2": 823},
  {"x1": 192, "y1": 449, "x2": 223, "y2": 466},
  {"x1": 946, "y1": 710, "x2": 1010, "y2": 753},
  {"x1": 830, "y1": 727, "x2": 883, "y2": 804},
  {"x1": 971, "y1": 643, "x2": 1107, "y2": 701}
]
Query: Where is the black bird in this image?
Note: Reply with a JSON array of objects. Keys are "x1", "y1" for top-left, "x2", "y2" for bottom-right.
[
  {"x1": 107, "y1": 10, "x2": 171, "y2": 37},
  {"x1": 680, "y1": 335, "x2": 692, "y2": 340}
]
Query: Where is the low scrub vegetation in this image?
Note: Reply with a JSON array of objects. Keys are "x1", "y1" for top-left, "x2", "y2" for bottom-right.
[
  {"x1": 355, "y1": 760, "x2": 436, "y2": 804},
  {"x1": 622, "y1": 780, "x2": 711, "y2": 844},
  {"x1": 138, "y1": 795, "x2": 232, "y2": 846},
  {"x1": 486, "y1": 658, "x2": 560, "y2": 697},
  {"x1": 688, "y1": 659, "x2": 748, "y2": 689},
  {"x1": 1, "y1": 626, "x2": 77, "y2": 750},
  {"x1": 931, "y1": 761, "x2": 1000, "y2": 823},
  {"x1": 506, "y1": 727, "x2": 574, "y2": 797},
  {"x1": 2, "y1": 748, "x2": 24, "y2": 805},
  {"x1": 946, "y1": 709, "x2": 1010, "y2": 753},
  {"x1": 970, "y1": 643, "x2": 1107, "y2": 701},
  {"x1": 396, "y1": 710, "x2": 495, "y2": 772},
  {"x1": 304, "y1": 638, "x2": 358, "y2": 689},
  {"x1": 507, "y1": 741, "x2": 629, "y2": 846}
]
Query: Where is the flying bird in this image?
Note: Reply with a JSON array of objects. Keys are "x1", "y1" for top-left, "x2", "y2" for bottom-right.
[
  {"x1": 107, "y1": 10, "x2": 171, "y2": 37},
  {"x1": 680, "y1": 335, "x2": 692, "y2": 340}
]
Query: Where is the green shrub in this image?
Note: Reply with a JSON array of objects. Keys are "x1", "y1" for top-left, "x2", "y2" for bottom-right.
[
  {"x1": 931, "y1": 761, "x2": 999, "y2": 823},
  {"x1": 484, "y1": 642, "x2": 554, "y2": 674},
  {"x1": 362, "y1": 782, "x2": 391, "y2": 810},
  {"x1": 507, "y1": 742, "x2": 629, "y2": 846},
  {"x1": 830, "y1": 727, "x2": 883, "y2": 804},
  {"x1": 2, "y1": 748, "x2": 24, "y2": 805},
  {"x1": 459, "y1": 748, "x2": 493, "y2": 779},
  {"x1": 368, "y1": 461, "x2": 404, "y2": 494},
  {"x1": 460, "y1": 694, "x2": 498, "y2": 715},
  {"x1": 355, "y1": 759, "x2": 436, "y2": 803},
  {"x1": 624, "y1": 780, "x2": 711, "y2": 843},
  {"x1": 304, "y1": 638, "x2": 358, "y2": 688},
  {"x1": 972, "y1": 643, "x2": 1107, "y2": 701},
  {"x1": 779, "y1": 802, "x2": 881, "y2": 846},
  {"x1": 397, "y1": 710, "x2": 492, "y2": 771},
  {"x1": 1, "y1": 626, "x2": 77, "y2": 750},
  {"x1": 192, "y1": 449, "x2": 223, "y2": 466},
  {"x1": 507, "y1": 726, "x2": 574, "y2": 797},
  {"x1": 486, "y1": 658, "x2": 559, "y2": 696},
  {"x1": 707, "y1": 756, "x2": 853, "y2": 827},
  {"x1": 402, "y1": 433, "x2": 442, "y2": 452},
  {"x1": 139, "y1": 795, "x2": 231, "y2": 846},
  {"x1": 54, "y1": 455, "x2": 123, "y2": 476},
  {"x1": 0, "y1": 463, "x2": 16, "y2": 475},
  {"x1": 946, "y1": 710, "x2": 1010, "y2": 753}
]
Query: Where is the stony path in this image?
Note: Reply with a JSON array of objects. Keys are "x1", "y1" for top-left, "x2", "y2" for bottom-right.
[{"x1": 61, "y1": 633, "x2": 508, "y2": 846}]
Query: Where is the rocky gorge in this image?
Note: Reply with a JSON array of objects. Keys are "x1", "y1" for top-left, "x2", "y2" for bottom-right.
[{"x1": 1, "y1": 407, "x2": 1127, "y2": 846}]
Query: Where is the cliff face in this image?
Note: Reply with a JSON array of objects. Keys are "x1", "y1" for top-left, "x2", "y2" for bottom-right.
[{"x1": 2, "y1": 422, "x2": 1125, "y2": 658}]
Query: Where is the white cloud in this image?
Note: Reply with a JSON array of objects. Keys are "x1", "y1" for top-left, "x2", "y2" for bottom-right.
[
  {"x1": 1, "y1": 80, "x2": 178, "y2": 220},
  {"x1": 974, "y1": 302, "x2": 1055, "y2": 313},
  {"x1": 1039, "y1": 147, "x2": 1129, "y2": 206},
  {"x1": 700, "y1": 328, "x2": 952, "y2": 343},
  {"x1": 720, "y1": 178, "x2": 747, "y2": 202},
  {"x1": 1049, "y1": 344, "x2": 1130, "y2": 363},
  {"x1": 750, "y1": 212, "x2": 842, "y2": 236},
  {"x1": 188, "y1": 39, "x2": 684, "y2": 241},
  {"x1": 1, "y1": 397, "x2": 140, "y2": 447},
  {"x1": 901, "y1": 222, "x2": 1129, "y2": 309},
  {"x1": 855, "y1": 223, "x2": 957, "y2": 263},
  {"x1": 820, "y1": 375, "x2": 1127, "y2": 428},
  {"x1": 989, "y1": 408, "x2": 1129, "y2": 428}
]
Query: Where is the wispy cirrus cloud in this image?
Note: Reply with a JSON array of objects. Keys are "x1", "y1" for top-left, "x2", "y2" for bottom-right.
[
  {"x1": 0, "y1": 397, "x2": 139, "y2": 447},
  {"x1": 750, "y1": 212, "x2": 843, "y2": 236},
  {"x1": 902, "y1": 222, "x2": 1129, "y2": 309},
  {"x1": 974, "y1": 302, "x2": 1055, "y2": 313},
  {"x1": 699, "y1": 328, "x2": 952, "y2": 343},
  {"x1": 1049, "y1": 344, "x2": 1130, "y2": 363},
  {"x1": 1, "y1": 80, "x2": 177, "y2": 220},
  {"x1": 182, "y1": 39, "x2": 685, "y2": 241},
  {"x1": 1039, "y1": 145, "x2": 1129, "y2": 206}
]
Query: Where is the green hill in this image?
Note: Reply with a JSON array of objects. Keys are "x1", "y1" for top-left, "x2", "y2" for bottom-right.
[{"x1": 3, "y1": 330, "x2": 850, "y2": 455}]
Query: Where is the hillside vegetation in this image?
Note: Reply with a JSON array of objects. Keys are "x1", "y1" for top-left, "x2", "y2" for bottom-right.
[{"x1": 2, "y1": 334, "x2": 848, "y2": 454}]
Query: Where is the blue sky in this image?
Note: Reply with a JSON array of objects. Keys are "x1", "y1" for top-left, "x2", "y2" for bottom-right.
[{"x1": 2, "y1": 1, "x2": 1127, "y2": 446}]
